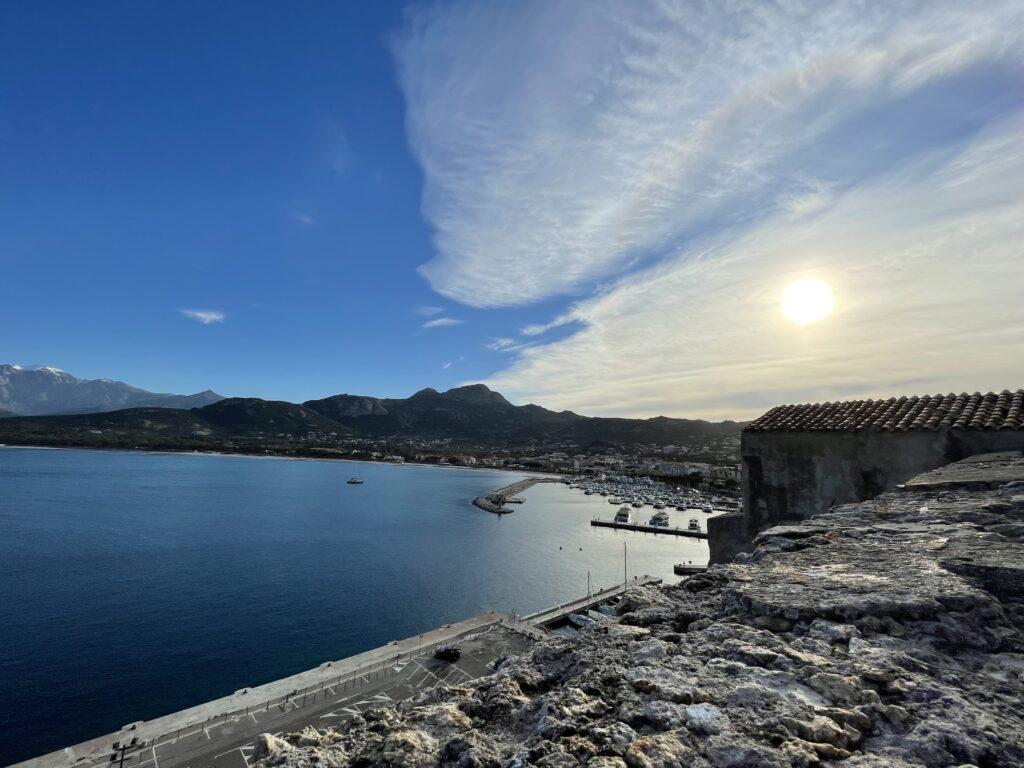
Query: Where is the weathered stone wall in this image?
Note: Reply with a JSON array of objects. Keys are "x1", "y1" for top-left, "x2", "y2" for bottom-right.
[
  {"x1": 254, "y1": 453, "x2": 1024, "y2": 768},
  {"x1": 740, "y1": 431, "x2": 948, "y2": 537},
  {"x1": 738, "y1": 429, "x2": 1024, "y2": 549}
]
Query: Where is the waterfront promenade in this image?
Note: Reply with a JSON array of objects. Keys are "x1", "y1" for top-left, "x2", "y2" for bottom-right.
[{"x1": 13, "y1": 577, "x2": 659, "y2": 768}]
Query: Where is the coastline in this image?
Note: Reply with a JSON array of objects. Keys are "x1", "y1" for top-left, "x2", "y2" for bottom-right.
[{"x1": 0, "y1": 443, "x2": 564, "y2": 478}]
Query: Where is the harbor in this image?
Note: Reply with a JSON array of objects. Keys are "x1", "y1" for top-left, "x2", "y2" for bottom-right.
[{"x1": 13, "y1": 578, "x2": 661, "y2": 768}]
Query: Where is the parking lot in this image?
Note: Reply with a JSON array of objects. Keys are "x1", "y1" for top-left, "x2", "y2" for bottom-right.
[{"x1": 112, "y1": 625, "x2": 533, "y2": 768}]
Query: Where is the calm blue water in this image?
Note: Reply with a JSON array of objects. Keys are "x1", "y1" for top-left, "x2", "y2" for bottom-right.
[{"x1": 0, "y1": 448, "x2": 706, "y2": 764}]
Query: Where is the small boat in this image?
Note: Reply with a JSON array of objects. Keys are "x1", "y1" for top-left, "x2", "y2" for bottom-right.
[
  {"x1": 653, "y1": 502, "x2": 666, "y2": 510},
  {"x1": 614, "y1": 506, "x2": 631, "y2": 524},
  {"x1": 688, "y1": 518, "x2": 701, "y2": 531},
  {"x1": 584, "y1": 489, "x2": 594, "y2": 495},
  {"x1": 631, "y1": 500, "x2": 643, "y2": 509},
  {"x1": 702, "y1": 505, "x2": 713, "y2": 513},
  {"x1": 649, "y1": 510, "x2": 670, "y2": 527},
  {"x1": 674, "y1": 562, "x2": 707, "y2": 576},
  {"x1": 347, "y1": 476, "x2": 364, "y2": 485}
]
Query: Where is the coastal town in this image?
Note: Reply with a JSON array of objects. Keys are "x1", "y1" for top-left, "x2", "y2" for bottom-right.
[{"x1": 302, "y1": 436, "x2": 741, "y2": 487}]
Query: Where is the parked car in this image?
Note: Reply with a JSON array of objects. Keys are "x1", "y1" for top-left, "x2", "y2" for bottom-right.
[{"x1": 434, "y1": 646, "x2": 462, "y2": 662}]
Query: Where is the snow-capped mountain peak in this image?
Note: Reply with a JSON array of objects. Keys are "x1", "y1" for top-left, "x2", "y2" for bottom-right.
[{"x1": 0, "y1": 364, "x2": 224, "y2": 416}]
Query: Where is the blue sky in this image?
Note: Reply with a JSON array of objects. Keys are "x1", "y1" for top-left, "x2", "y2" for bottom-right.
[
  {"x1": 1, "y1": 2, "x2": 557, "y2": 402},
  {"x1": 3, "y1": 2, "x2": 1023, "y2": 418}
]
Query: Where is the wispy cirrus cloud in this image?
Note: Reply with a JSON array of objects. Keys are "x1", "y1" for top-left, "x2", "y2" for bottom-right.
[
  {"x1": 396, "y1": 0, "x2": 1024, "y2": 418},
  {"x1": 488, "y1": 116, "x2": 1024, "y2": 419},
  {"x1": 396, "y1": 0, "x2": 1024, "y2": 310},
  {"x1": 421, "y1": 317, "x2": 463, "y2": 329},
  {"x1": 179, "y1": 309, "x2": 226, "y2": 325}
]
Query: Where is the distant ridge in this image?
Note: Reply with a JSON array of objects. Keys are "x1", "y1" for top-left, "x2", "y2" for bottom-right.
[
  {"x1": 0, "y1": 364, "x2": 224, "y2": 416},
  {"x1": 0, "y1": 381, "x2": 741, "y2": 449}
]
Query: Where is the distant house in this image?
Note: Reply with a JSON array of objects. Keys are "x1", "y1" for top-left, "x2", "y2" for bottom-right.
[{"x1": 709, "y1": 390, "x2": 1024, "y2": 563}]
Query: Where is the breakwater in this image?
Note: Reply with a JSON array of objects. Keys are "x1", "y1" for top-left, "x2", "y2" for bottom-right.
[{"x1": 472, "y1": 476, "x2": 559, "y2": 514}]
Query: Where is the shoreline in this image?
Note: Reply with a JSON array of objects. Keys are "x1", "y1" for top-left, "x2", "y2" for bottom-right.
[{"x1": 0, "y1": 442, "x2": 564, "y2": 478}]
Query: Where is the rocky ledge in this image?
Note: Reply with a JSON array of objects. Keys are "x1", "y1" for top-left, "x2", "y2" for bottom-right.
[{"x1": 255, "y1": 453, "x2": 1024, "y2": 768}]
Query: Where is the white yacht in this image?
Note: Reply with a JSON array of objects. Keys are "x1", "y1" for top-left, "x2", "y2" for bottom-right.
[
  {"x1": 347, "y1": 476, "x2": 364, "y2": 485},
  {"x1": 649, "y1": 509, "x2": 670, "y2": 527},
  {"x1": 614, "y1": 506, "x2": 632, "y2": 524},
  {"x1": 688, "y1": 518, "x2": 701, "y2": 531}
]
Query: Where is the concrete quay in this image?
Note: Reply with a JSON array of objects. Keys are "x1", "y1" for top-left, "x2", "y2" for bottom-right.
[
  {"x1": 11, "y1": 579, "x2": 658, "y2": 768},
  {"x1": 523, "y1": 575, "x2": 661, "y2": 629},
  {"x1": 472, "y1": 476, "x2": 558, "y2": 514}
]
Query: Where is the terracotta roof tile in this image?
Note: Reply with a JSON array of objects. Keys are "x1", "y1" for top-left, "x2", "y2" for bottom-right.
[{"x1": 745, "y1": 390, "x2": 1024, "y2": 433}]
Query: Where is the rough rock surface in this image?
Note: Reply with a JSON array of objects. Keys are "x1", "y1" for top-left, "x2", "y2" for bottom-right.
[{"x1": 255, "y1": 453, "x2": 1024, "y2": 768}]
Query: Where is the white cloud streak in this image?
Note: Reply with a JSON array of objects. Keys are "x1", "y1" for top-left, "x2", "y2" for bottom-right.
[
  {"x1": 422, "y1": 317, "x2": 463, "y2": 329},
  {"x1": 180, "y1": 309, "x2": 226, "y2": 325}
]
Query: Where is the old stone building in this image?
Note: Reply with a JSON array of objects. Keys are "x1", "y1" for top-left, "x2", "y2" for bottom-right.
[{"x1": 709, "y1": 389, "x2": 1024, "y2": 562}]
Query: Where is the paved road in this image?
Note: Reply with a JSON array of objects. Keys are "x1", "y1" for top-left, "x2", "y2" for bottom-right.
[{"x1": 110, "y1": 626, "x2": 531, "y2": 768}]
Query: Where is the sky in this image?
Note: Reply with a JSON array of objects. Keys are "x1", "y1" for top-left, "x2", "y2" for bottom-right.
[{"x1": 2, "y1": 1, "x2": 1023, "y2": 420}]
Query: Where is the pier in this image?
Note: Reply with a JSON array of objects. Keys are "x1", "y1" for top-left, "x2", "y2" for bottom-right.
[
  {"x1": 472, "y1": 476, "x2": 558, "y2": 514},
  {"x1": 590, "y1": 519, "x2": 708, "y2": 539}
]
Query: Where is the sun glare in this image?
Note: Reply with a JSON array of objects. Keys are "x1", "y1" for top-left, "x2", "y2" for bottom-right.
[{"x1": 782, "y1": 277, "x2": 834, "y2": 325}]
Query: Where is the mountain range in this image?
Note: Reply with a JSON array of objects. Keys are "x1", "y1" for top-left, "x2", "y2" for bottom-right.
[
  {"x1": 0, "y1": 365, "x2": 741, "y2": 449},
  {"x1": 0, "y1": 364, "x2": 223, "y2": 416}
]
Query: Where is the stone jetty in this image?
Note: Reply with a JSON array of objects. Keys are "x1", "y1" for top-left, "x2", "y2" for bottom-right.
[
  {"x1": 474, "y1": 477, "x2": 559, "y2": 514},
  {"x1": 253, "y1": 452, "x2": 1024, "y2": 768}
]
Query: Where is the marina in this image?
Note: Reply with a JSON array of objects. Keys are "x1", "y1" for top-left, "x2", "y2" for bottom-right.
[{"x1": 562, "y1": 472, "x2": 739, "y2": 516}]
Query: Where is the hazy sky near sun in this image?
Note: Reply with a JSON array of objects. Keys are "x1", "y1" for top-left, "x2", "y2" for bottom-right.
[
  {"x1": 396, "y1": 0, "x2": 1024, "y2": 419},
  {"x1": 3, "y1": 1, "x2": 1023, "y2": 419}
]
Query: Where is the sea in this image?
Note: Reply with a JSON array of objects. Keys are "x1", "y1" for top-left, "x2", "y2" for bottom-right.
[{"x1": 0, "y1": 447, "x2": 707, "y2": 765}]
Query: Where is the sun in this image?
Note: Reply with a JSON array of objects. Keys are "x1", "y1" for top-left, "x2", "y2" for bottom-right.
[{"x1": 781, "y1": 277, "x2": 834, "y2": 325}]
